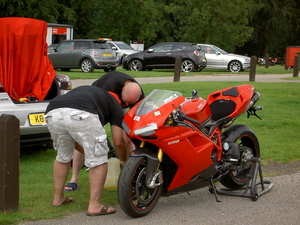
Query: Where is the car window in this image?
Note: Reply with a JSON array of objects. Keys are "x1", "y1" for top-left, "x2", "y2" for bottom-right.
[
  {"x1": 212, "y1": 46, "x2": 228, "y2": 54},
  {"x1": 201, "y1": 46, "x2": 217, "y2": 54},
  {"x1": 57, "y1": 41, "x2": 75, "y2": 50},
  {"x1": 94, "y1": 42, "x2": 109, "y2": 49},
  {"x1": 75, "y1": 41, "x2": 90, "y2": 49},
  {"x1": 115, "y1": 43, "x2": 134, "y2": 50},
  {"x1": 152, "y1": 44, "x2": 173, "y2": 52},
  {"x1": 172, "y1": 44, "x2": 185, "y2": 51},
  {"x1": 107, "y1": 42, "x2": 115, "y2": 49}
]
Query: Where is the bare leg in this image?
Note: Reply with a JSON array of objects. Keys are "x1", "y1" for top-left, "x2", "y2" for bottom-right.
[
  {"x1": 87, "y1": 163, "x2": 115, "y2": 214},
  {"x1": 52, "y1": 160, "x2": 72, "y2": 206},
  {"x1": 64, "y1": 149, "x2": 84, "y2": 190}
]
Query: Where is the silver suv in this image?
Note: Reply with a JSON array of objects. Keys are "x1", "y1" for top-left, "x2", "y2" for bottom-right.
[
  {"x1": 48, "y1": 39, "x2": 119, "y2": 73},
  {"x1": 107, "y1": 41, "x2": 140, "y2": 63}
]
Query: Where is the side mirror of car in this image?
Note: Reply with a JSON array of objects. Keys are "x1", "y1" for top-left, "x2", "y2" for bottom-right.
[
  {"x1": 147, "y1": 49, "x2": 154, "y2": 53},
  {"x1": 111, "y1": 46, "x2": 117, "y2": 50},
  {"x1": 216, "y1": 51, "x2": 221, "y2": 55}
]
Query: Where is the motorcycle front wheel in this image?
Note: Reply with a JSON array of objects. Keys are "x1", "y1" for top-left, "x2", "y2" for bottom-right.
[
  {"x1": 220, "y1": 124, "x2": 260, "y2": 189},
  {"x1": 117, "y1": 156, "x2": 163, "y2": 218}
]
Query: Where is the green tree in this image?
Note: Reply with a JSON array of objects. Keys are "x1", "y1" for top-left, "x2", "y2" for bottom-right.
[
  {"x1": 161, "y1": 0, "x2": 255, "y2": 52},
  {"x1": 89, "y1": 0, "x2": 164, "y2": 45},
  {"x1": 0, "y1": 0, "x2": 76, "y2": 24},
  {"x1": 244, "y1": 0, "x2": 300, "y2": 57}
]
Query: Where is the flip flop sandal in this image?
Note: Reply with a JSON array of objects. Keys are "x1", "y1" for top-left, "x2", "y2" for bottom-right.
[
  {"x1": 86, "y1": 205, "x2": 116, "y2": 216},
  {"x1": 64, "y1": 182, "x2": 79, "y2": 191},
  {"x1": 52, "y1": 196, "x2": 74, "y2": 207}
]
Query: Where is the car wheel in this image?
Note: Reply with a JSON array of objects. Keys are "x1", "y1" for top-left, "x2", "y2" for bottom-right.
[
  {"x1": 229, "y1": 60, "x2": 242, "y2": 72},
  {"x1": 121, "y1": 54, "x2": 127, "y2": 63},
  {"x1": 181, "y1": 59, "x2": 195, "y2": 72},
  {"x1": 81, "y1": 59, "x2": 94, "y2": 73},
  {"x1": 129, "y1": 59, "x2": 143, "y2": 71}
]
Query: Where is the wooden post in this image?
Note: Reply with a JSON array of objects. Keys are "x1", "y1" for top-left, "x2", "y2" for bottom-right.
[
  {"x1": 0, "y1": 114, "x2": 20, "y2": 213},
  {"x1": 293, "y1": 55, "x2": 298, "y2": 77},
  {"x1": 173, "y1": 57, "x2": 182, "y2": 82},
  {"x1": 265, "y1": 53, "x2": 269, "y2": 68},
  {"x1": 249, "y1": 55, "x2": 257, "y2": 82}
]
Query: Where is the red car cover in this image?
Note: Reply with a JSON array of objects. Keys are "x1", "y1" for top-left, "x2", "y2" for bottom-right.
[{"x1": 0, "y1": 17, "x2": 56, "y2": 101}]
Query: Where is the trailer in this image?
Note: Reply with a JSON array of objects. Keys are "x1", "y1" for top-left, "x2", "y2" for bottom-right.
[
  {"x1": 46, "y1": 23, "x2": 73, "y2": 45},
  {"x1": 285, "y1": 46, "x2": 300, "y2": 68}
]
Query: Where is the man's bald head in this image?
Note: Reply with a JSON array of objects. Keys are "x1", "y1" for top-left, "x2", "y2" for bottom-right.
[{"x1": 122, "y1": 82, "x2": 142, "y2": 106}]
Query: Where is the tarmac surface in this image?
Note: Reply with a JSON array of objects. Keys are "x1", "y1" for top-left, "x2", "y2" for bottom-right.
[
  {"x1": 71, "y1": 73, "x2": 300, "y2": 87},
  {"x1": 20, "y1": 73, "x2": 300, "y2": 225}
]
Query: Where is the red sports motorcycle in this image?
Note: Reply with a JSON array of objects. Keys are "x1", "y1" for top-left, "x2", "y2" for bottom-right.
[{"x1": 118, "y1": 84, "x2": 264, "y2": 218}]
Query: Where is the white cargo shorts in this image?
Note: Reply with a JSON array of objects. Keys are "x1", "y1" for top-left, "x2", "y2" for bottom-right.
[{"x1": 45, "y1": 108, "x2": 109, "y2": 168}]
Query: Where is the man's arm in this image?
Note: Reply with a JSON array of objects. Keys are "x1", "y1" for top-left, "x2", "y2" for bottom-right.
[{"x1": 110, "y1": 125, "x2": 127, "y2": 162}]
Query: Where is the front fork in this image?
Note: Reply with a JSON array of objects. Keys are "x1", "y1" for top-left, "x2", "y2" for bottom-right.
[{"x1": 139, "y1": 141, "x2": 163, "y2": 188}]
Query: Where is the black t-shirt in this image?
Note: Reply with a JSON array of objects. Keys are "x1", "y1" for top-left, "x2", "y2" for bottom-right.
[
  {"x1": 45, "y1": 86, "x2": 123, "y2": 128},
  {"x1": 91, "y1": 71, "x2": 145, "y2": 108}
]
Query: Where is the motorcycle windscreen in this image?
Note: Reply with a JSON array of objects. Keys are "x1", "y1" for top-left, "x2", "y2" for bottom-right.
[
  {"x1": 0, "y1": 17, "x2": 56, "y2": 101},
  {"x1": 135, "y1": 89, "x2": 183, "y2": 116}
]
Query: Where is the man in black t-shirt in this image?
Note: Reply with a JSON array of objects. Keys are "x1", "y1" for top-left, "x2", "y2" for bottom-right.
[
  {"x1": 64, "y1": 71, "x2": 145, "y2": 192},
  {"x1": 92, "y1": 71, "x2": 145, "y2": 108},
  {"x1": 46, "y1": 86, "x2": 126, "y2": 216}
]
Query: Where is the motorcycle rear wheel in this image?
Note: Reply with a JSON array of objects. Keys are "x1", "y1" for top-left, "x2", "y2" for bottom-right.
[
  {"x1": 220, "y1": 124, "x2": 260, "y2": 189},
  {"x1": 117, "y1": 156, "x2": 163, "y2": 218}
]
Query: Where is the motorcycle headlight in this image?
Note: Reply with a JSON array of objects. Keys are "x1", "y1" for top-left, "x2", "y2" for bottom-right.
[{"x1": 134, "y1": 123, "x2": 158, "y2": 136}]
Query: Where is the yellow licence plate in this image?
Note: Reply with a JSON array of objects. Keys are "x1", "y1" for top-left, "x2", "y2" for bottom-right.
[
  {"x1": 29, "y1": 113, "x2": 46, "y2": 125},
  {"x1": 102, "y1": 53, "x2": 112, "y2": 56}
]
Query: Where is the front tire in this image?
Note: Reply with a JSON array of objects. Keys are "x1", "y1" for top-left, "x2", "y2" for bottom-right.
[
  {"x1": 220, "y1": 124, "x2": 260, "y2": 189},
  {"x1": 81, "y1": 59, "x2": 94, "y2": 72},
  {"x1": 228, "y1": 60, "x2": 242, "y2": 72},
  {"x1": 181, "y1": 59, "x2": 195, "y2": 72},
  {"x1": 129, "y1": 59, "x2": 143, "y2": 71},
  {"x1": 118, "y1": 156, "x2": 163, "y2": 218}
]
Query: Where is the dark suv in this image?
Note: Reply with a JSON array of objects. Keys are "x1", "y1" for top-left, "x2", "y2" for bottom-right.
[
  {"x1": 122, "y1": 42, "x2": 207, "y2": 72},
  {"x1": 48, "y1": 39, "x2": 119, "y2": 73}
]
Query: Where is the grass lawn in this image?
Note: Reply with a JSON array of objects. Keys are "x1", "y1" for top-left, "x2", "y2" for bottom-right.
[{"x1": 1, "y1": 67, "x2": 300, "y2": 224}]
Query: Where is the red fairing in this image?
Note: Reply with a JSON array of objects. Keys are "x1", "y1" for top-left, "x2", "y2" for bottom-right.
[
  {"x1": 207, "y1": 84, "x2": 255, "y2": 118},
  {"x1": 0, "y1": 17, "x2": 56, "y2": 101}
]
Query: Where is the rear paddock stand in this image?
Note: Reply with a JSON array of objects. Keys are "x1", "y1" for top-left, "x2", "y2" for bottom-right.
[{"x1": 214, "y1": 157, "x2": 274, "y2": 201}]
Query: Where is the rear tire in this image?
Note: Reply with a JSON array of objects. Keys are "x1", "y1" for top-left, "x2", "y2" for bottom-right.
[
  {"x1": 118, "y1": 156, "x2": 163, "y2": 218},
  {"x1": 181, "y1": 59, "x2": 195, "y2": 72},
  {"x1": 81, "y1": 59, "x2": 94, "y2": 72},
  {"x1": 220, "y1": 124, "x2": 260, "y2": 189},
  {"x1": 228, "y1": 60, "x2": 242, "y2": 72}
]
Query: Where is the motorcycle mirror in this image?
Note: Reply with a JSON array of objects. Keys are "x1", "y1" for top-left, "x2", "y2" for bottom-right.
[{"x1": 191, "y1": 90, "x2": 198, "y2": 99}]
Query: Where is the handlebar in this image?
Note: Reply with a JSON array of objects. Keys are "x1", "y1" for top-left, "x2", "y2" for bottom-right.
[{"x1": 178, "y1": 112, "x2": 200, "y2": 125}]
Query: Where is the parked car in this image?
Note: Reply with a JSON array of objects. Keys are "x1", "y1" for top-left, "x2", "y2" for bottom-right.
[
  {"x1": 197, "y1": 44, "x2": 250, "y2": 72},
  {"x1": 123, "y1": 42, "x2": 207, "y2": 72},
  {"x1": 0, "y1": 74, "x2": 72, "y2": 148},
  {"x1": 48, "y1": 39, "x2": 119, "y2": 73},
  {"x1": 0, "y1": 17, "x2": 72, "y2": 149},
  {"x1": 48, "y1": 43, "x2": 59, "y2": 51},
  {"x1": 107, "y1": 40, "x2": 140, "y2": 63}
]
